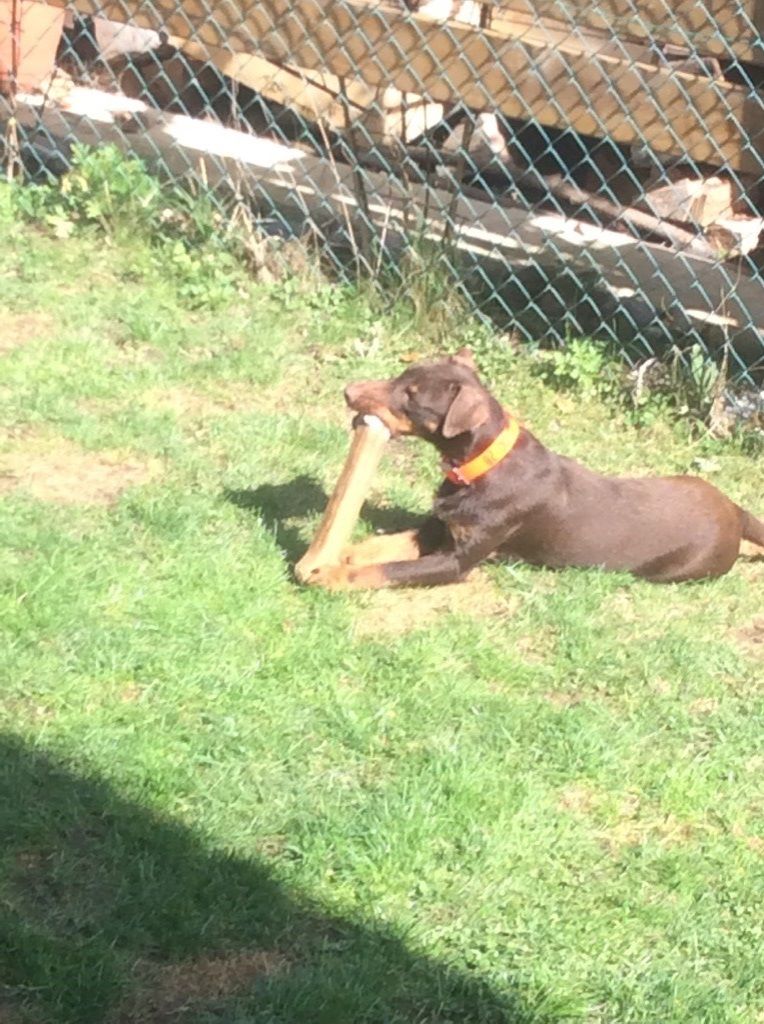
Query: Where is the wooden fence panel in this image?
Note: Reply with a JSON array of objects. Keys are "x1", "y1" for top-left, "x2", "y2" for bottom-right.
[{"x1": 53, "y1": 0, "x2": 764, "y2": 173}]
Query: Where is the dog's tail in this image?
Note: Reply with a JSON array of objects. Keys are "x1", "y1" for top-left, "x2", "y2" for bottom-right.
[{"x1": 741, "y1": 508, "x2": 764, "y2": 552}]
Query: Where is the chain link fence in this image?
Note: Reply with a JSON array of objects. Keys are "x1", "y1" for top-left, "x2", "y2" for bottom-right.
[{"x1": 2, "y1": 0, "x2": 764, "y2": 392}]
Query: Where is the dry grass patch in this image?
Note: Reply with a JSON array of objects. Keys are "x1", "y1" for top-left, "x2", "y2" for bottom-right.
[
  {"x1": 599, "y1": 813, "x2": 708, "y2": 853},
  {"x1": 0, "y1": 312, "x2": 54, "y2": 354},
  {"x1": 353, "y1": 571, "x2": 519, "y2": 638},
  {"x1": 143, "y1": 380, "x2": 349, "y2": 428},
  {"x1": 596, "y1": 792, "x2": 715, "y2": 854},
  {"x1": 688, "y1": 696, "x2": 720, "y2": 715},
  {"x1": 510, "y1": 634, "x2": 550, "y2": 666},
  {"x1": 607, "y1": 589, "x2": 638, "y2": 623},
  {"x1": 113, "y1": 951, "x2": 287, "y2": 1023},
  {"x1": 737, "y1": 557, "x2": 764, "y2": 583},
  {"x1": 556, "y1": 786, "x2": 715, "y2": 853},
  {"x1": 557, "y1": 782, "x2": 601, "y2": 816},
  {"x1": 0, "y1": 435, "x2": 161, "y2": 505},
  {"x1": 740, "y1": 834, "x2": 764, "y2": 856},
  {"x1": 140, "y1": 386, "x2": 255, "y2": 419},
  {"x1": 543, "y1": 690, "x2": 583, "y2": 709},
  {"x1": 732, "y1": 615, "x2": 764, "y2": 658}
]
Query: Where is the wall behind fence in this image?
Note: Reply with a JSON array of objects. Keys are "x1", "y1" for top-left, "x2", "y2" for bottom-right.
[{"x1": 2, "y1": 0, "x2": 764, "y2": 385}]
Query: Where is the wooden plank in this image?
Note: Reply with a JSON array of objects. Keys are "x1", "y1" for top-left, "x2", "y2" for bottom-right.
[
  {"x1": 484, "y1": 0, "x2": 764, "y2": 66},
  {"x1": 164, "y1": 39, "x2": 371, "y2": 128},
  {"x1": 169, "y1": 37, "x2": 444, "y2": 142},
  {"x1": 487, "y1": 7, "x2": 648, "y2": 64},
  {"x1": 51, "y1": 0, "x2": 762, "y2": 173}
]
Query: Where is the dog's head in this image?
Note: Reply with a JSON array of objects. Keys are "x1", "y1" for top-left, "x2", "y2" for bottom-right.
[{"x1": 344, "y1": 349, "x2": 494, "y2": 443}]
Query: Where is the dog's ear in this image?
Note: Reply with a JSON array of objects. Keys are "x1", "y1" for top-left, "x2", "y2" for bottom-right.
[
  {"x1": 442, "y1": 384, "x2": 489, "y2": 438},
  {"x1": 450, "y1": 347, "x2": 476, "y2": 371}
]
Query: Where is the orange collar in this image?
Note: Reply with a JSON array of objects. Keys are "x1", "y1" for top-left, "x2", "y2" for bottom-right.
[{"x1": 444, "y1": 414, "x2": 521, "y2": 485}]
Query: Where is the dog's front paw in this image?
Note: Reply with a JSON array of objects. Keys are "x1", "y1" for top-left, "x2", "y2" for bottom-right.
[{"x1": 303, "y1": 563, "x2": 352, "y2": 590}]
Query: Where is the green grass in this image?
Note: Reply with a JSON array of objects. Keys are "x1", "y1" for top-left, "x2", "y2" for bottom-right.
[{"x1": 1, "y1": 188, "x2": 764, "y2": 1024}]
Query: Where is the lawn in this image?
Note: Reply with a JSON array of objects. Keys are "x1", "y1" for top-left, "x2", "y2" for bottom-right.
[{"x1": 1, "y1": 183, "x2": 763, "y2": 1024}]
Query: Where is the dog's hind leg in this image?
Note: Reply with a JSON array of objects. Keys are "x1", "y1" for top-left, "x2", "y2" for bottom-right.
[{"x1": 741, "y1": 510, "x2": 764, "y2": 558}]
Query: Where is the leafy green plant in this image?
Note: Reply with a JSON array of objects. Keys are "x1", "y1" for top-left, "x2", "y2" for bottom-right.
[
  {"x1": 13, "y1": 143, "x2": 164, "y2": 236},
  {"x1": 11, "y1": 145, "x2": 340, "y2": 310},
  {"x1": 11, "y1": 145, "x2": 260, "y2": 308},
  {"x1": 532, "y1": 337, "x2": 617, "y2": 398},
  {"x1": 157, "y1": 238, "x2": 242, "y2": 309}
]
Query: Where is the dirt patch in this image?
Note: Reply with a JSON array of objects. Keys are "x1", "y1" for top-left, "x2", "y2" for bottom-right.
[
  {"x1": 353, "y1": 571, "x2": 519, "y2": 638},
  {"x1": 0, "y1": 437, "x2": 161, "y2": 506},
  {"x1": 113, "y1": 951, "x2": 287, "y2": 1023},
  {"x1": 0, "y1": 312, "x2": 55, "y2": 355},
  {"x1": 0, "y1": 424, "x2": 38, "y2": 444},
  {"x1": 732, "y1": 616, "x2": 764, "y2": 657}
]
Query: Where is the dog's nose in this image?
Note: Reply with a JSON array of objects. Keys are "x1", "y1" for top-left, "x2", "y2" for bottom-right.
[{"x1": 344, "y1": 382, "x2": 366, "y2": 408}]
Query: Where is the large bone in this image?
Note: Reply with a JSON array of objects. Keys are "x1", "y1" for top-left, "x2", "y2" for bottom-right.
[{"x1": 295, "y1": 415, "x2": 390, "y2": 583}]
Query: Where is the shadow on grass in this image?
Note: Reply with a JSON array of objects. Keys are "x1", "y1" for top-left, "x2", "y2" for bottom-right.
[
  {"x1": 0, "y1": 733, "x2": 553, "y2": 1024},
  {"x1": 225, "y1": 475, "x2": 427, "y2": 564}
]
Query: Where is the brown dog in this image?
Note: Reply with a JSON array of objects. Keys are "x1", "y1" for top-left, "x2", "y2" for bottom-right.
[{"x1": 307, "y1": 349, "x2": 764, "y2": 589}]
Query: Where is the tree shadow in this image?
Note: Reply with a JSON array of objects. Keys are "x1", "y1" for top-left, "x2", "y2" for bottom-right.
[
  {"x1": 224, "y1": 476, "x2": 428, "y2": 566},
  {"x1": 0, "y1": 733, "x2": 551, "y2": 1023}
]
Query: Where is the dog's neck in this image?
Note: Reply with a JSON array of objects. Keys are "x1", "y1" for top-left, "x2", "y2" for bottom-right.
[{"x1": 435, "y1": 395, "x2": 509, "y2": 462}]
